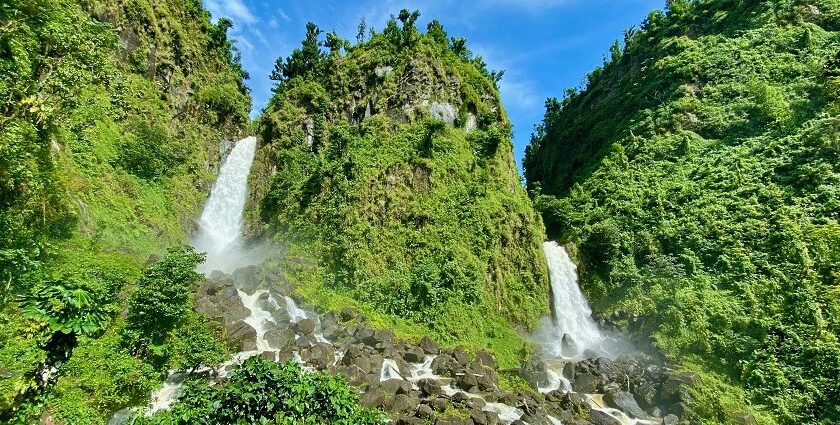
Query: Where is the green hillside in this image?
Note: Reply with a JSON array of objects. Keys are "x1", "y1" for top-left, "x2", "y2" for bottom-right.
[
  {"x1": 250, "y1": 14, "x2": 549, "y2": 366},
  {"x1": 524, "y1": 0, "x2": 840, "y2": 423},
  {"x1": 1, "y1": 0, "x2": 249, "y2": 421}
]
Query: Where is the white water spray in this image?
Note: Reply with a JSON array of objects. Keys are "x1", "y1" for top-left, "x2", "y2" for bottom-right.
[
  {"x1": 534, "y1": 241, "x2": 628, "y2": 359},
  {"x1": 194, "y1": 136, "x2": 257, "y2": 273}
]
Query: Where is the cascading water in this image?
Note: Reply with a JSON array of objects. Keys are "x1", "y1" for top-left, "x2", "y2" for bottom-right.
[
  {"x1": 534, "y1": 241, "x2": 628, "y2": 359},
  {"x1": 193, "y1": 136, "x2": 257, "y2": 273}
]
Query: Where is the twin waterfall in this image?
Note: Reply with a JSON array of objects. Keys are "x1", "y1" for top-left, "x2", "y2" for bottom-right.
[{"x1": 193, "y1": 136, "x2": 257, "y2": 273}]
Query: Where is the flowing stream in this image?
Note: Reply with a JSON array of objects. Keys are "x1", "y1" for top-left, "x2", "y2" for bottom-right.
[{"x1": 193, "y1": 136, "x2": 257, "y2": 273}]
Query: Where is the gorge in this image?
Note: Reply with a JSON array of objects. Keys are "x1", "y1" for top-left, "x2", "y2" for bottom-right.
[{"x1": 2, "y1": 1, "x2": 838, "y2": 425}]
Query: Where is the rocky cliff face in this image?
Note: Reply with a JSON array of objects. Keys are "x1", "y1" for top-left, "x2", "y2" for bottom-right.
[{"x1": 248, "y1": 17, "x2": 548, "y2": 363}]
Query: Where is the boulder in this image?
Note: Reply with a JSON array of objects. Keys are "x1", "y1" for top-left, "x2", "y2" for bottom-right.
[
  {"x1": 263, "y1": 328, "x2": 294, "y2": 351},
  {"x1": 417, "y1": 378, "x2": 442, "y2": 397},
  {"x1": 419, "y1": 337, "x2": 440, "y2": 354},
  {"x1": 572, "y1": 372, "x2": 600, "y2": 393},
  {"x1": 632, "y1": 382, "x2": 658, "y2": 408},
  {"x1": 381, "y1": 378, "x2": 413, "y2": 396},
  {"x1": 293, "y1": 318, "x2": 316, "y2": 336},
  {"x1": 604, "y1": 391, "x2": 647, "y2": 419},
  {"x1": 402, "y1": 346, "x2": 426, "y2": 363},
  {"x1": 390, "y1": 393, "x2": 420, "y2": 414},
  {"x1": 339, "y1": 307, "x2": 358, "y2": 321},
  {"x1": 226, "y1": 321, "x2": 257, "y2": 351},
  {"x1": 474, "y1": 351, "x2": 497, "y2": 369},
  {"x1": 452, "y1": 347, "x2": 470, "y2": 366},
  {"x1": 455, "y1": 372, "x2": 479, "y2": 391},
  {"x1": 301, "y1": 342, "x2": 334, "y2": 370},
  {"x1": 732, "y1": 412, "x2": 758, "y2": 425},
  {"x1": 590, "y1": 409, "x2": 622, "y2": 425},
  {"x1": 561, "y1": 333, "x2": 578, "y2": 357}
]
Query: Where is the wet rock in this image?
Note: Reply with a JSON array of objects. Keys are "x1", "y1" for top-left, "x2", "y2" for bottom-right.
[
  {"x1": 430, "y1": 397, "x2": 449, "y2": 411},
  {"x1": 432, "y1": 354, "x2": 457, "y2": 377},
  {"x1": 417, "y1": 378, "x2": 442, "y2": 397},
  {"x1": 663, "y1": 414, "x2": 679, "y2": 425},
  {"x1": 455, "y1": 372, "x2": 479, "y2": 391},
  {"x1": 561, "y1": 333, "x2": 578, "y2": 357},
  {"x1": 662, "y1": 372, "x2": 700, "y2": 399},
  {"x1": 355, "y1": 327, "x2": 376, "y2": 345},
  {"x1": 396, "y1": 417, "x2": 424, "y2": 425},
  {"x1": 572, "y1": 372, "x2": 600, "y2": 393},
  {"x1": 293, "y1": 318, "x2": 316, "y2": 336},
  {"x1": 604, "y1": 391, "x2": 647, "y2": 419},
  {"x1": 563, "y1": 362, "x2": 576, "y2": 381},
  {"x1": 294, "y1": 335, "x2": 315, "y2": 349},
  {"x1": 590, "y1": 409, "x2": 623, "y2": 425},
  {"x1": 435, "y1": 417, "x2": 470, "y2": 425},
  {"x1": 521, "y1": 358, "x2": 550, "y2": 389},
  {"x1": 417, "y1": 403, "x2": 435, "y2": 419},
  {"x1": 358, "y1": 387, "x2": 390, "y2": 409},
  {"x1": 632, "y1": 382, "x2": 658, "y2": 408},
  {"x1": 232, "y1": 265, "x2": 260, "y2": 291},
  {"x1": 582, "y1": 349, "x2": 600, "y2": 358},
  {"x1": 259, "y1": 351, "x2": 278, "y2": 362},
  {"x1": 263, "y1": 328, "x2": 294, "y2": 351},
  {"x1": 419, "y1": 336, "x2": 440, "y2": 354},
  {"x1": 226, "y1": 321, "x2": 257, "y2": 351}
]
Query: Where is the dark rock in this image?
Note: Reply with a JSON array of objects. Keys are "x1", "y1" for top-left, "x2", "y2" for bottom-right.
[
  {"x1": 604, "y1": 391, "x2": 647, "y2": 419},
  {"x1": 226, "y1": 321, "x2": 257, "y2": 351},
  {"x1": 474, "y1": 351, "x2": 497, "y2": 369},
  {"x1": 259, "y1": 351, "x2": 277, "y2": 362},
  {"x1": 456, "y1": 373, "x2": 479, "y2": 391},
  {"x1": 391, "y1": 393, "x2": 420, "y2": 414},
  {"x1": 662, "y1": 372, "x2": 700, "y2": 399},
  {"x1": 432, "y1": 355, "x2": 457, "y2": 377},
  {"x1": 563, "y1": 362, "x2": 576, "y2": 381},
  {"x1": 263, "y1": 328, "x2": 294, "y2": 351},
  {"x1": 373, "y1": 329, "x2": 395, "y2": 347},
  {"x1": 521, "y1": 358, "x2": 550, "y2": 389},
  {"x1": 293, "y1": 318, "x2": 316, "y2": 336},
  {"x1": 419, "y1": 337, "x2": 440, "y2": 354},
  {"x1": 381, "y1": 378, "x2": 413, "y2": 396},
  {"x1": 451, "y1": 392, "x2": 471, "y2": 404},
  {"x1": 590, "y1": 409, "x2": 623, "y2": 425},
  {"x1": 632, "y1": 382, "x2": 658, "y2": 408},
  {"x1": 356, "y1": 327, "x2": 376, "y2": 345},
  {"x1": 301, "y1": 342, "x2": 334, "y2": 370},
  {"x1": 572, "y1": 372, "x2": 600, "y2": 393},
  {"x1": 452, "y1": 347, "x2": 470, "y2": 365},
  {"x1": 561, "y1": 333, "x2": 578, "y2": 357},
  {"x1": 417, "y1": 378, "x2": 442, "y2": 397},
  {"x1": 417, "y1": 403, "x2": 435, "y2": 419},
  {"x1": 430, "y1": 397, "x2": 449, "y2": 412},
  {"x1": 232, "y1": 265, "x2": 260, "y2": 291},
  {"x1": 339, "y1": 307, "x2": 358, "y2": 321},
  {"x1": 358, "y1": 388, "x2": 389, "y2": 409},
  {"x1": 294, "y1": 335, "x2": 315, "y2": 349},
  {"x1": 663, "y1": 414, "x2": 679, "y2": 425},
  {"x1": 403, "y1": 346, "x2": 426, "y2": 363},
  {"x1": 396, "y1": 417, "x2": 424, "y2": 425}
]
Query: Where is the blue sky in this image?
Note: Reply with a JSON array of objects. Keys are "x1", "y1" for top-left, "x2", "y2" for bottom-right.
[{"x1": 203, "y1": 0, "x2": 665, "y2": 168}]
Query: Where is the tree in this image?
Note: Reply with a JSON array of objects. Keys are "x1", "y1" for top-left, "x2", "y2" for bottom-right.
[
  {"x1": 356, "y1": 17, "x2": 367, "y2": 44},
  {"x1": 426, "y1": 20, "x2": 448, "y2": 46},
  {"x1": 398, "y1": 9, "x2": 421, "y2": 45},
  {"x1": 124, "y1": 247, "x2": 205, "y2": 354},
  {"x1": 270, "y1": 22, "x2": 325, "y2": 83}
]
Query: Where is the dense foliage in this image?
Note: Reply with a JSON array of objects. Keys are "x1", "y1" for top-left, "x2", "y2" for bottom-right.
[
  {"x1": 0, "y1": 0, "x2": 249, "y2": 421},
  {"x1": 143, "y1": 357, "x2": 385, "y2": 425},
  {"x1": 524, "y1": 1, "x2": 840, "y2": 423},
  {"x1": 251, "y1": 12, "x2": 549, "y2": 366}
]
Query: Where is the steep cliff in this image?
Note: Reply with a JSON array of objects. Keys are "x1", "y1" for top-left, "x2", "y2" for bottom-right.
[
  {"x1": 251, "y1": 15, "x2": 549, "y2": 365},
  {"x1": 525, "y1": 1, "x2": 840, "y2": 423}
]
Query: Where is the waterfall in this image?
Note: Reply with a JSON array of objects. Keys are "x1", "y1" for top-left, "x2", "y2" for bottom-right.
[
  {"x1": 534, "y1": 241, "x2": 627, "y2": 359},
  {"x1": 193, "y1": 136, "x2": 257, "y2": 273}
]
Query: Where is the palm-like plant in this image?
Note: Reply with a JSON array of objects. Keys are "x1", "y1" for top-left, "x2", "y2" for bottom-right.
[{"x1": 19, "y1": 279, "x2": 108, "y2": 336}]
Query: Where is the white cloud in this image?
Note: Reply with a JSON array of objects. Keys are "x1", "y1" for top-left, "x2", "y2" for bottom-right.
[
  {"x1": 278, "y1": 8, "x2": 292, "y2": 22},
  {"x1": 498, "y1": 79, "x2": 540, "y2": 110},
  {"x1": 204, "y1": 0, "x2": 257, "y2": 25}
]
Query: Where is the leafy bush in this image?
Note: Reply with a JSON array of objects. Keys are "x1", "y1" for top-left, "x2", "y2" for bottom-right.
[
  {"x1": 123, "y1": 247, "x2": 205, "y2": 355},
  {"x1": 143, "y1": 357, "x2": 385, "y2": 425}
]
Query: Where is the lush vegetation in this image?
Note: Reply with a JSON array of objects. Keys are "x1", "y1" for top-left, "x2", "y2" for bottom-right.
[
  {"x1": 1, "y1": 0, "x2": 249, "y2": 422},
  {"x1": 141, "y1": 357, "x2": 385, "y2": 424},
  {"x1": 250, "y1": 11, "x2": 549, "y2": 367},
  {"x1": 524, "y1": 1, "x2": 840, "y2": 423}
]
